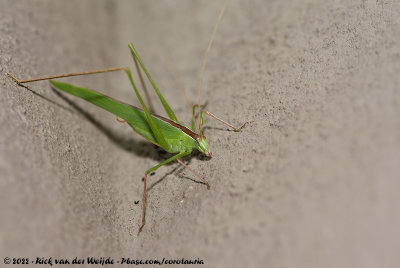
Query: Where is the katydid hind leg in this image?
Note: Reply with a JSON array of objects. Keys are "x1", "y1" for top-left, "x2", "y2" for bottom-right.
[
  {"x1": 6, "y1": 67, "x2": 128, "y2": 84},
  {"x1": 124, "y1": 68, "x2": 169, "y2": 150},
  {"x1": 128, "y1": 43, "x2": 178, "y2": 122},
  {"x1": 132, "y1": 55, "x2": 156, "y2": 114}
]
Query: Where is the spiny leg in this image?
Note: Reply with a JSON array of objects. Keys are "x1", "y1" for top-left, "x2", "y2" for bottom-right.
[
  {"x1": 176, "y1": 158, "x2": 210, "y2": 189},
  {"x1": 139, "y1": 151, "x2": 190, "y2": 234}
]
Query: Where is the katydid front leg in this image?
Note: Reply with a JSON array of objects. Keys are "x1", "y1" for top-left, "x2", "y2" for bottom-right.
[
  {"x1": 139, "y1": 151, "x2": 191, "y2": 234},
  {"x1": 200, "y1": 110, "x2": 247, "y2": 132},
  {"x1": 191, "y1": 103, "x2": 208, "y2": 131},
  {"x1": 191, "y1": 104, "x2": 246, "y2": 133}
]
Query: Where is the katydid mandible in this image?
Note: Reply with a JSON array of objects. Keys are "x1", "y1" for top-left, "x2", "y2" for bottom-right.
[{"x1": 6, "y1": 1, "x2": 245, "y2": 233}]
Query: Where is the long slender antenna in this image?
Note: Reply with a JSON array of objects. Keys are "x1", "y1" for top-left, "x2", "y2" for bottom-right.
[
  {"x1": 196, "y1": 0, "x2": 229, "y2": 131},
  {"x1": 6, "y1": 67, "x2": 127, "y2": 84},
  {"x1": 157, "y1": 46, "x2": 191, "y2": 114}
]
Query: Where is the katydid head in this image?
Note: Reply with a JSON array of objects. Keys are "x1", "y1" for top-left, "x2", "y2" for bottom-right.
[{"x1": 196, "y1": 133, "x2": 212, "y2": 157}]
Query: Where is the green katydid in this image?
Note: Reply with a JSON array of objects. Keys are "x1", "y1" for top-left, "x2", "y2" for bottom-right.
[{"x1": 6, "y1": 1, "x2": 245, "y2": 233}]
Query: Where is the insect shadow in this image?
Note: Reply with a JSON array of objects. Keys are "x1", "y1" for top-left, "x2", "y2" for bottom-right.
[{"x1": 15, "y1": 83, "x2": 74, "y2": 113}]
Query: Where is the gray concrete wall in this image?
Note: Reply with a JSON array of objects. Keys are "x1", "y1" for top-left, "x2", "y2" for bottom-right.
[{"x1": 1, "y1": 0, "x2": 400, "y2": 267}]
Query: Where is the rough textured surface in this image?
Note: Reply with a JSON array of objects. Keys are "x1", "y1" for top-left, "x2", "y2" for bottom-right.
[{"x1": 1, "y1": 0, "x2": 400, "y2": 267}]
